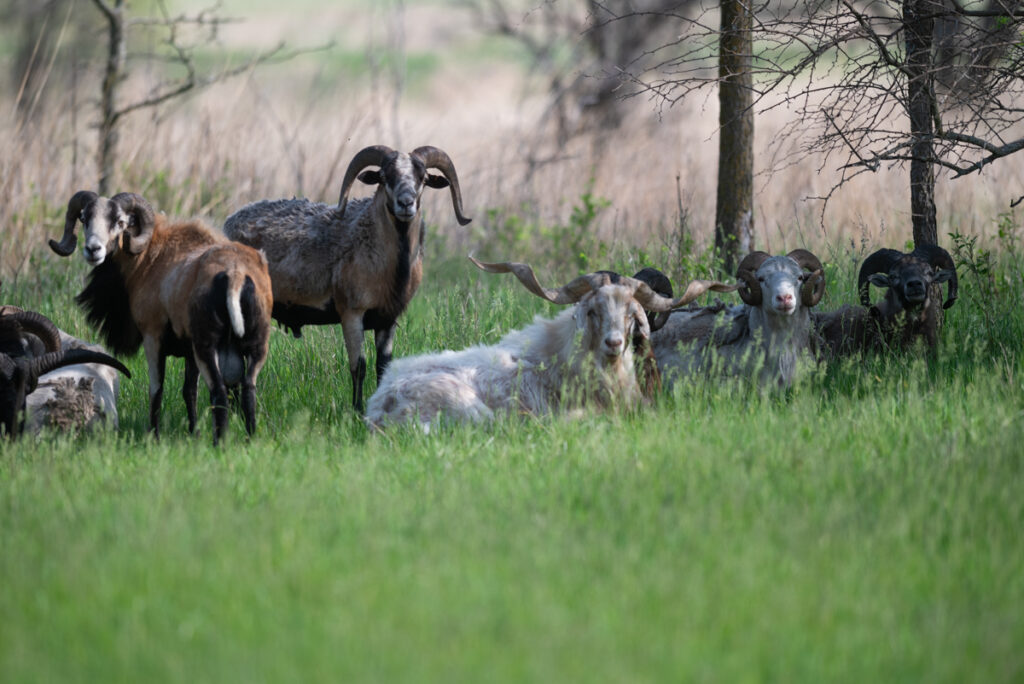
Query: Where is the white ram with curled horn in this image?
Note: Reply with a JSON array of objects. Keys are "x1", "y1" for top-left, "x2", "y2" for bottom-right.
[
  {"x1": 364, "y1": 257, "x2": 736, "y2": 430},
  {"x1": 652, "y1": 249, "x2": 827, "y2": 388}
]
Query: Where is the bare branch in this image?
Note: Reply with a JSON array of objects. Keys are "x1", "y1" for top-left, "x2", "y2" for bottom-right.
[
  {"x1": 941, "y1": 132, "x2": 1024, "y2": 176},
  {"x1": 112, "y1": 41, "x2": 328, "y2": 122},
  {"x1": 949, "y1": 0, "x2": 1024, "y2": 18}
]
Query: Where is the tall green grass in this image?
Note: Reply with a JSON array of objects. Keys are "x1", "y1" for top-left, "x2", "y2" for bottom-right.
[{"x1": 1, "y1": 230, "x2": 1022, "y2": 682}]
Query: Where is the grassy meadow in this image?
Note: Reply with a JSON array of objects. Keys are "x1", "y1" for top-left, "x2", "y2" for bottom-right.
[{"x1": 3, "y1": 0, "x2": 1024, "y2": 681}]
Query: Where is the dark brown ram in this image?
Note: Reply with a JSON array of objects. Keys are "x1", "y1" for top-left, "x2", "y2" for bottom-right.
[
  {"x1": 814, "y1": 244, "x2": 958, "y2": 358},
  {"x1": 224, "y1": 144, "x2": 471, "y2": 413}
]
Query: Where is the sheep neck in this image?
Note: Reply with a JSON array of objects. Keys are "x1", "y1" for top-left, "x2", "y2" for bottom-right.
[{"x1": 369, "y1": 191, "x2": 423, "y2": 321}]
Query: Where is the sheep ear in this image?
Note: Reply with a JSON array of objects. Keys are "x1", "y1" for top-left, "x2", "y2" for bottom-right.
[
  {"x1": 633, "y1": 309, "x2": 651, "y2": 341},
  {"x1": 934, "y1": 269, "x2": 955, "y2": 284},
  {"x1": 868, "y1": 273, "x2": 891, "y2": 288},
  {"x1": 357, "y1": 170, "x2": 382, "y2": 185},
  {"x1": 424, "y1": 174, "x2": 450, "y2": 189}
]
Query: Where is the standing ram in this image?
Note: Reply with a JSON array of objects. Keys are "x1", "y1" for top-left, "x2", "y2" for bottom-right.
[
  {"x1": 49, "y1": 191, "x2": 273, "y2": 444},
  {"x1": 365, "y1": 257, "x2": 734, "y2": 430},
  {"x1": 1, "y1": 308, "x2": 130, "y2": 439},
  {"x1": 813, "y1": 244, "x2": 958, "y2": 358},
  {"x1": 223, "y1": 144, "x2": 471, "y2": 413},
  {"x1": 652, "y1": 249, "x2": 826, "y2": 388}
]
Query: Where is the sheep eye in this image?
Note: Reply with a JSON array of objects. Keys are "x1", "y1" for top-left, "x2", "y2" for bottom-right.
[{"x1": 757, "y1": 276, "x2": 765, "y2": 283}]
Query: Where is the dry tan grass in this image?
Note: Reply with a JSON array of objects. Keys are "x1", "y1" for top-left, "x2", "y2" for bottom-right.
[{"x1": 2, "y1": 1, "x2": 1022, "y2": 282}]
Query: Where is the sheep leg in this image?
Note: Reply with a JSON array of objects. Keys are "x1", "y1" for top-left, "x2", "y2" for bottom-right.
[
  {"x1": 143, "y1": 337, "x2": 166, "y2": 438},
  {"x1": 340, "y1": 309, "x2": 367, "y2": 413},
  {"x1": 183, "y1": 355, "x2": 199, "y2": 434},
  {"x1": 240, "y1": 349, "x2": 267, "y2": 437},
  {"x1": 374, "y1": 324, "x2": 396, "y2": 381},
  {"x1": 194, "y1": 348, "x2": 229, "y2": 446}
]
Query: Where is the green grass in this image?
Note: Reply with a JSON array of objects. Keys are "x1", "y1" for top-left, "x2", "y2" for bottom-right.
[{"x1": 1, "y1": 240, "x2": 1023, "y2": 682}]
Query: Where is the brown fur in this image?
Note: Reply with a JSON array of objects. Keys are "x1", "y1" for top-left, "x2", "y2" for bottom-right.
[{"x1": 52, "y1": 194, "x2": 273, "y2": 444}]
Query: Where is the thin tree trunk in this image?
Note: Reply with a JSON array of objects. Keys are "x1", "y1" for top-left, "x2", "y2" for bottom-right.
[
  {"x1": 905, "y1": 0, "x2": 939, "y2": 247},
  {"x1": 715, "y1": 0, "x2": 754, "y2": 273},
  {"x1": 97, "y1": 0, "x2": 125, "y2": 196}
]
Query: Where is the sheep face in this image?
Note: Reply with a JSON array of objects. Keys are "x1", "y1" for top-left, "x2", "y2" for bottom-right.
[
  {"x1": 78, "y1": 197, "x2": 132, "y2": 266},
  {"x1": 356, "y1": 151, "x2": 449, "y2": 224},
  {"x1": 49, "y1": 191, "x2": 155, "y2": 266},
  {"x1": 741, "y1": 255, "x2": 823, "y2": 316},
  {"x1": 858, "y1": 246, "x2": 958, "y2": 314},
  {"x1": 759, "y1": 257, "x2": 802, "y2": 316},
  {"x1": 867, "y1": 255, "x2": 954, "y2": 310},
  {"x1": 574, "y1": 285, "x2": 650, "y2": 366}
]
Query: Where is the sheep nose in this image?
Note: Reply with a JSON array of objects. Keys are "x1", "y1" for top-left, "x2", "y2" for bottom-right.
[
  {"x1": 85, "y1": 244, "x2": 102, "y2": 259},
  {"x1": 604, "y1": 335, "x2": 624, "y2": 354},
  {"x1": 776, "y1": 293, "x2": 794, "y2": 306}
]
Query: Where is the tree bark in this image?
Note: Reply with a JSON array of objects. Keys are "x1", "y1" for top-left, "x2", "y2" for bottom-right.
[
  {"x1": 96, "y1": 0, "x2": 125, "y2": 196},
  {"x1": 904, "y1": 0, "x2": 939, "y2": 247},
  {"x1": 715, "y1": 0, "x2": 754, "y2": 273}
]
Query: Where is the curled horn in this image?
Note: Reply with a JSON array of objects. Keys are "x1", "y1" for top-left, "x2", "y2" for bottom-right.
[
  {"x1": 787, "y1": 248, "x2": 827, "y2": 307},
  {"x1": 912, "y1": 243, "x2": 959, "y2": 309},
  {"x1": 337, "y1": 145, "x2": 394, "y2": 217},
  {"x1": 412, "y1": 146, "x2": 472, "y2": 226},
  {"x1": 3, "y1": 311, "x2": 62, "y2": 353},
  {"x1": 111, "y1": 193, "x2": 156, "y2": 255},
  {"x1": 857, "y1": 248, "x2": 903, "y2": 306},
  {"x1": 49, "y1": 190, "x2": 97, "y2": 257},
  {"x1": 736, "y1": 251, "x2": 771, "y2": 306},
  {"x1": 28, "y1": 348, "x2": 131, "y2": 384}
]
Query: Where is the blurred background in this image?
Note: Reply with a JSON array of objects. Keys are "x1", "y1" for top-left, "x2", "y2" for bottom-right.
[{"x1": 1, "y1": 0, "x2": 1021, "y2": 281}]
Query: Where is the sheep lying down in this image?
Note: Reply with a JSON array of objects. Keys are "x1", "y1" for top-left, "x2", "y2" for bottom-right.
[
  {"x1": 1, "y1": 305, "x2": 130, "y2": 438},
  {"x1": 652, "y1": 249, "x2": 827, "y2": 389},
  {"x1": 25, "y1": 330, "x2": 125, "y2": 433},
  {"x1": 365, "y1": 257, "x2": 735, "y2": 430}
]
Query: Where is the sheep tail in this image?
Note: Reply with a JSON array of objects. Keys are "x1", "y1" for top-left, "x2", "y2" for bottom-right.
[{"x1": 225, "y1": 268, "x2": 246, "y2": 338}]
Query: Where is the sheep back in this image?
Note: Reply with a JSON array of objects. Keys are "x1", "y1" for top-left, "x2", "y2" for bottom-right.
[
  {"x1": 25, "y1": 330, "x2": 122, "y2": 433},
  {"x1": 223, "y1": 197, "x2": 370, "y2": 307},
  {"x1": 367, "y1": 310, "x2": 581, "y2": 428},
  {"x1": 224, "y1": 195, "x2": 423, "y2": 328}
]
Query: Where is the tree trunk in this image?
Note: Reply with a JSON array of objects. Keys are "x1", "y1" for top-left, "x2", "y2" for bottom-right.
[
  {"x1": 97, "y1": 0, "x2": 125, "y2": 196},
  {"x1": 904, "y1": 0, "x2": 939, "y2": 247},
  {"x1": 715, "y1": 0, "x2": 754, "y2": 273}
]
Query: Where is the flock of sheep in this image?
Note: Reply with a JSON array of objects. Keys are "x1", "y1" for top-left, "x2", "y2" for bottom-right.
[{"x1": 0, "y1": 144, "x2": 959, "y2": 440}]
